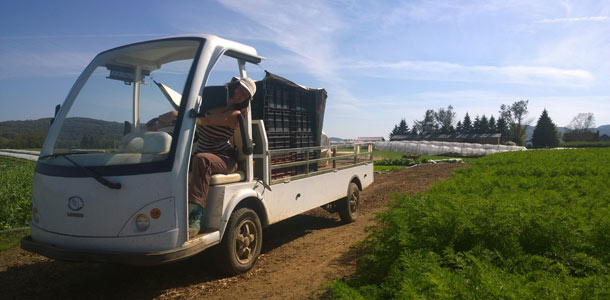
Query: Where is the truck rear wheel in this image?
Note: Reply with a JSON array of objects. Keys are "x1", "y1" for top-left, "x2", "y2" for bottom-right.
[
  {"x1": 338, "y1": 182, "x2": 360, "y2": 224},
  {"x1": 217, "y1": 207, "x2": 262, "y2": 275}
]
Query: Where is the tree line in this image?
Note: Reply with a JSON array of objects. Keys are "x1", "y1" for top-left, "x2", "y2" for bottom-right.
[
  {"x1": 389, "y1": 100, "x2": 597, "y2": 148},
  {"x1": 389, "y1": 100, "x2": 529, "y2": 144}
]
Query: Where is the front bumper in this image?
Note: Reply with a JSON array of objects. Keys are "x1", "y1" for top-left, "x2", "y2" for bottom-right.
[{"x1": 20, "y1": 232, "x2": 220, "y2": 266}]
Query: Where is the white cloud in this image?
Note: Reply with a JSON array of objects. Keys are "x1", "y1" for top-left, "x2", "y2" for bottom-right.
[
  {"x1": 528, "y1": 24, "x2": 610, "y2": 73},
  {"x1": 344, "y1": 60, "x2": 594, "y2": 87},
  {"x1": 380, "y1": 0, "x2": 549, "y2": 27},
  {"x1": 535, "y1": 16, "x2": 609, "y2": 23},
  {"x1": 215, "y1": 0, "x2": 364, "y2": 109}
]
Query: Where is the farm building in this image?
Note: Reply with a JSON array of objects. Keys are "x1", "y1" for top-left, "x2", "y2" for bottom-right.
[
  {"x1": 598, "y1": 134, "x2": 610, "y2": 142},
  {"x1": 391, "y1": 133, "x2": 501, "y2": 145},
  {"x1": 562, "y1": 130, "x2": 599, "y2": 142}
]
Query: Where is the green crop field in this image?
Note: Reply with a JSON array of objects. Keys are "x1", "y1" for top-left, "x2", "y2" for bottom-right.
[
  {"x1": 561, "y1": 141, "x2": 610, "y2": 148},
  {"x1": 0, "y1": 156, "x2": 35, "y2": 250},
  {"x1": 329, "y1": 148, "x2": 610, "y2": 299},
  {"x1": 0, "y1": 156, "x2": 35, "y2": 230}
]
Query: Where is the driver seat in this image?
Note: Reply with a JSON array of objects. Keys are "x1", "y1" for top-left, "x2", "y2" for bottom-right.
[{"x1": 209, "y1": 171, "x2": 245, "y2": 185}]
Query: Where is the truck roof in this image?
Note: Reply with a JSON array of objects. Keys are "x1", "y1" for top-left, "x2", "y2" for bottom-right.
[{"x1": 99, "y1": 34, "x2": 265, "y2": 65}]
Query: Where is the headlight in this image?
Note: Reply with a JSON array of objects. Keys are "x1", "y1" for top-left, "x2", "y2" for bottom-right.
[{"x1": 135, "y1": 214, "x2": 150, "y2": 231}]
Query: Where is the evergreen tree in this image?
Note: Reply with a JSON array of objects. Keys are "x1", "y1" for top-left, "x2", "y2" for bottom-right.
[
  {"x1": 389, "y1": 119, "x2": 409, "y2": 139},
  {"x1": 389, "y1": 124, "x2": 399, "y2": 140},
  {"x1": 473, "y1": 115, "x2": 482, "y2": 134},
  {"x1": 462, "y1": 113, "x2": 473, "y2": 134},
  {"x1": 480, "y1": 115, "x2": 490, "y2": 133},
  {"x1": 532, "y1": 109, "x2": 560, "y2": 148},
  {"x1": 488, "y1": 116, "x2": 497, "y2": 133},
  {"x1": 496, "y1": 116, "x2": 510, "y2": 142},
  {"x1": 397, "y1": 119, "x2": 409, "y2": 135},
  {"x1": 455, "y1": 121, "x2": 463, "y2": 133}
]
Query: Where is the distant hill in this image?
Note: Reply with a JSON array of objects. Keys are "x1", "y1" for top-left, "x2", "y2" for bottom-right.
[
  {"x1": 598, "y1": 125, "x2": 610, "y2": 136},
  {"x1": 0, "y1": 117, "x2": 123, "y2": 149},
  {"x1": 329, "y1": 137, "x2": 344, "y2": 143},
  {"x1": 0, "y1": 118, "x2": 52, "y2": 148}
]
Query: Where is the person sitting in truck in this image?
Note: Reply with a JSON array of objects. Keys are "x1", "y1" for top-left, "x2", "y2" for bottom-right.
[
  {"x1": 147, "y1": 77, "x2": 256, "y2": 236},
  {"x1": 188, "y1": 77, "x2": 256, "y2": 236}
]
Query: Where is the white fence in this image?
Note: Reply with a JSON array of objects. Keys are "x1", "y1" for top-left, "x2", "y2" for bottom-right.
[{"x1": 374, "y1": 141, "x2": 526, "y2": 157}]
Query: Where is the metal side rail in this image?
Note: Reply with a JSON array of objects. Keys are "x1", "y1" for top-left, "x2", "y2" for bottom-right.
[{"x1": 269, "y1": 143, "x2": 373, "y2": 185}]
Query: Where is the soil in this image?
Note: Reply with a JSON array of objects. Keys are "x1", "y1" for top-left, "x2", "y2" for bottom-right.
[{"x1": 0, "y1": 163, "x2": 466, "y2": 300}]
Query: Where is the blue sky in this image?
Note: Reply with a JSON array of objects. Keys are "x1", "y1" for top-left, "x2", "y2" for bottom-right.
[{"x1": 1, "y1": 0, "x2": 609, "y2": 138}]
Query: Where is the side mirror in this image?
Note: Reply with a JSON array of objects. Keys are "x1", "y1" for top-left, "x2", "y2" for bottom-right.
[
  {"x1": 50, "y1": 104, "x2": 60, "y2": 125},
  {"x1": 200, "y1": 86, "x2": 228, "y2": 115},
  {"x1": 124, "y1": 121, "x2": 132, "y2": 135}
]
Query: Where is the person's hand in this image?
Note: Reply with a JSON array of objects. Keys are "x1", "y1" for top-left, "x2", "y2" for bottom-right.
[{"x1": 148, "y1": 110, "x2": 177, "y2": 131}]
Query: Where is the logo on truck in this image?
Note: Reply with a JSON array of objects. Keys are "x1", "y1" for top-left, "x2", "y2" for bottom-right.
[{"x1": 67, "y1": 196, "x2": 84, "y2": 211}]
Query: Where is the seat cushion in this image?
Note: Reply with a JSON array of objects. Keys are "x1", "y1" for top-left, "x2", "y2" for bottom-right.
[
  {"x1": 118, "y1": 131, "x2": 171, "y2": 154},
  {"x1": 210, "y1": 171, "x2": 245, "y2": 185}
]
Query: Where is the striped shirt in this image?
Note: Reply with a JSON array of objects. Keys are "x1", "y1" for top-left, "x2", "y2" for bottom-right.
[{"x1": 195, "y1": 125, "x2": 235, "y2": 154}]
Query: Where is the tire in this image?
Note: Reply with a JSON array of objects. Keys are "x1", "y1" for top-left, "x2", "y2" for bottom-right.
[
  {"x1": 216, "y1": 207, "x2": 263, "y2": 275},
  {"x1": 338, "y1": 182, "x2": 360, "y2": 224}
]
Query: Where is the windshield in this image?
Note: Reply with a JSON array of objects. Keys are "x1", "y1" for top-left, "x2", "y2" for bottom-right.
[{"x1": 40, "y1": 39, "x2": 200, "y2": 170}]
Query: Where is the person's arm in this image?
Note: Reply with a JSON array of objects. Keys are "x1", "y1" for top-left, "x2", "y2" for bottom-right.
[
  {"x1": 159, "y1": 110, "x2": 178, "y2": 124},
  {"x1": 197, "y1": 109, "x2": 241, "y2": 128},
  {"x1": 147, "y1": 110, "x2": 178, "y2": 131}
]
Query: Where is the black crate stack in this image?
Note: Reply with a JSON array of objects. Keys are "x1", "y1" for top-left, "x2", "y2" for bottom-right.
[{"x1": 251, "y1": 71, "x2": 327, "y2": 179}]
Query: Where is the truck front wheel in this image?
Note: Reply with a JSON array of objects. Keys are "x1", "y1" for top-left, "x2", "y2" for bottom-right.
[
  {"x1": 217, "y1": 207, "x2": 263, "y2": 275},
  {"x1": 338, "y1": 182, "x2": 360, "y2": 224}
]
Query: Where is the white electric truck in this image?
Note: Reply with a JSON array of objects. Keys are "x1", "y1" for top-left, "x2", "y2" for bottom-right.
[{"x1": 21, "y1": 34, "x2": 373, "y2": 274}]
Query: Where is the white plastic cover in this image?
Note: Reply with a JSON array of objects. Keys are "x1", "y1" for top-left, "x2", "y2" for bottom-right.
[{"x1": 375, "y1": 141, "x2": 526, "y2": 157}]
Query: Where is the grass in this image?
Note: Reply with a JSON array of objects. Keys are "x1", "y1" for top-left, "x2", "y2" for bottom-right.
[
  {"x1": 374, "y1": 165, "x2": 407, "y2": 172},
  {"x1": 0, "y1": 156, "x2": 35, "y2": 251},
  {"x1": 373, "y1": 150, "x2": 405, "y2": 160},
  {"x1": 0, "y1": 228, "x2": 29, "y2": 251},
  {"x1": 561, "y1": 141, "x2": 610, "y2": 148},
  {"x1": 0, "y1": 156, "x2": 35, "y2": 230},
  {"x1": 328, "y1": 148, "x2": 610, "y2": 299}
]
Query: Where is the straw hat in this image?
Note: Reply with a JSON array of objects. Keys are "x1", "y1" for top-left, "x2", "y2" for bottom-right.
[{"x1": 233, "y1": 77, "x2": 257, "y2": 98}]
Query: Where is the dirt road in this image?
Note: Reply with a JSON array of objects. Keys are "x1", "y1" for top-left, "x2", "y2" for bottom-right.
[{"x1": 0, "y1": 163, "x2": 465, "y2": 300}]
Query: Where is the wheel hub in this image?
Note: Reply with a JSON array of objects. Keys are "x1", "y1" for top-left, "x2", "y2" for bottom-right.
[
  {"x1": 349, "y1": 191, "x2": 358, "y2": 213},
  {"x1": 235, "y1": 219, "x2": 257, "y2": 263}
]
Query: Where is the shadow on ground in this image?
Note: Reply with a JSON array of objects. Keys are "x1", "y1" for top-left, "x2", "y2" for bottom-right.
[{"x1": 0, "y1": 213, "x2": 342, "y2": 300}]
